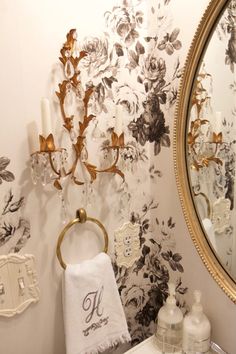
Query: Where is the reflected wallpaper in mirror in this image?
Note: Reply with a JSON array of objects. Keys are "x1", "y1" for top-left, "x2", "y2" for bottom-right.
[{"x1": 187, "y1": 0, "x2": 236, "y2": 281}]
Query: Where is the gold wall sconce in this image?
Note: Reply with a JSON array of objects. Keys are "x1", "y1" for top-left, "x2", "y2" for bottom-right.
[
  {"x1": 30, "y1": 29, "x2": 133, "y2": 190},
  {"x1": 187, "y1": 68, "x2": 223, "y2": 171},
  {"x1": 187, "y1": 118, "x2": 223, "y2": 171}
]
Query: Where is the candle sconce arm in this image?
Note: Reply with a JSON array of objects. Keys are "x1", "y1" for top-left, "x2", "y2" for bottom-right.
[{"x1": 30, "y1": 29, "x2": 128, "y2": 190}]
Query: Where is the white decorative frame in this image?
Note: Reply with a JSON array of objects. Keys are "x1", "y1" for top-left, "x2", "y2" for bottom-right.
[
  {"x1": 114, "y1": 222, "x2": 140, "y2": 268},
  {"x1": 0, "y1": 253, "x2": 39, "y2": 317},
  {"x1": 212, "y1": 197, "x2": 231, "y2": 234}
]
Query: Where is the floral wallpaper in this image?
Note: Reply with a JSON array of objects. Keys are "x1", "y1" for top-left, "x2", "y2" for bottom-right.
[
  {"x1": 218, "y1": 0, "x2": 236, "y2": 72},
  {"x1": 113, "y1": 203, "x2": 187, "y2": 345},
  {"x1": 0, "y1": 157, "x2": 30, "y2": 254},
  {"x1": 78, "y1": 1, "x2": 182, "y2": 159},
  {"x1": 66, "y1": 0, "x2": 187, "y2": 346}
]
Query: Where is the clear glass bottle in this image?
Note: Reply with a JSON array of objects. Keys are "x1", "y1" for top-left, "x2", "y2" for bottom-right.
[
  {"x1": 182, "y1": 290, "x2": 211, "y2": 354},
  {"x1": 155, "y1": 283, "x2": 183, "y2": 353}
]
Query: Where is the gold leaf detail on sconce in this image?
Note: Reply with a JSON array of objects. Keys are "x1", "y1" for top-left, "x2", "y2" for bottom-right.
[
  {"x1": 191, "y1": 162, "x2": 200, "y2": 171},
  {"x1": 212, "y1": 132, "x2": 223, "y2": 144},
  {"x1": 187, "y1": 132, "x2": 199, "y2": 146},
  {"x1": 207, "y1": 156, "x2": 223, "y2": 166},
  {"x1": 64, "y1": 118, "x2": 74, "y2": 132},
  {"x1": 72, "y1": 177, "x2": 85, "y2": 186},
  {"x1": 187, "y1": 74, "x2": 224, "y2": 171},
  {"x1": 56, "y1": 81, "x2": 67, "y2": 105},
  {"x1": 59, "y1": 28, "x2": 87, "y2": 66},
  {"x1": 73, "y1": 136, "x2": 85, "y2": 155},
  {"x1": 54, "y1": 179, "x2": 62, "y2": 190},
  {"x1": 111, "y1": 132, "x2": 125, "y2": 147},
  {"x1": 190, "y1": 118, "x2": 209, "y2": 132},
  {"x1": 105, "y1": 165, "x2": 125, "y2": 180},
  {"x1": 53, "y1": 29, "x2": 126, "y2": 188},
  {"x1": 39, "y1": 134, "x2": 56, "y2": 152},
  {"x1": 84, "y1": 162, "x2": 98, "y2": 182}
]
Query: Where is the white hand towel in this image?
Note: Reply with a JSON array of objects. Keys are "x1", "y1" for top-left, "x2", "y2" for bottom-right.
[{"x1": 62, "y1": 252, "x2": 131, "y2": 354}]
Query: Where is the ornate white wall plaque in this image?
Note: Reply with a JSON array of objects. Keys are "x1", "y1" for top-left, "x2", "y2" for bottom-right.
[
  {"x1": 0, "y1": 253, "x2": 39, "y2": 317},
  {"x1": 211, "y1": 197, "x2": 231, "y2": 234},
  {"x1": 114, "y1": 222, "x2": 140, "y2": 268}
]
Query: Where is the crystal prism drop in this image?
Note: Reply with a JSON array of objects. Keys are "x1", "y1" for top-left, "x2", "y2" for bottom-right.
[
  {"x1": 40, "y1": 154, "x2": 48, "y2": 186},
  {"x1": 41, "y1": 168, "x2": 47, "y2": 186},
  {"x1": 80, "y1": 147, "x2": 88, "y2": 162},
  {"x1": 61, "y1": 202, "x2": 67, "y2": 225},
  {"x1": 31, "y1": 163, "x2": 37, "y2": 185},
  {"x1": 58, "y1": 190, "x2": 67, "y2": 224},
  {"x1": 70, "y1": 129, "x2": 77, "y2": 144},
  {"x1": 65, "y1": 49, "x2": 71, "y2": 58},
  {"x1": 64, "y1": 60, "x2": 74, "y2": 79}
]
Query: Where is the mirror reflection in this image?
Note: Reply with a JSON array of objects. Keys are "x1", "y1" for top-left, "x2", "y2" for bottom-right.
[{"x1": 187, "y1": 0, "x2": 236, "y2": 281}]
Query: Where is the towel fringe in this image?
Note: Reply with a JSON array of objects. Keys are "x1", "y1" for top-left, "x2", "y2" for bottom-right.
[{"x1": 85, "y1": 331, "x2": 131, "y2": 354}]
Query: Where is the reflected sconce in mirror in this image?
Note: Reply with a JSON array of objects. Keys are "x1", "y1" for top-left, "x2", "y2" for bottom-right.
[
  {"x1": 30, "y1": 29, "x2": 134, "y2": 191},
  {"x1": 187, "y1": 67, "x2": 224, "y2": 172}
]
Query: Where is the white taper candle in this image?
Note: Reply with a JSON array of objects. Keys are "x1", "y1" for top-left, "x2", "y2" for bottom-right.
[
  {"x1": 41, "y1": 98, "x2": 52, "y2": 137},
  {"x1": 115, "y1": 105, "x2": 123, "y2": 136}
]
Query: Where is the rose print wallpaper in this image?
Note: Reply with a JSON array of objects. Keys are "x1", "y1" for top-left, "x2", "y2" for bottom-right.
[
  {"x1": 1, "y1": 1, "x2": 236, "y2": 354},
  {"x1": 0, "y1": 157, "x2": 30, "y2": 254},
  {"x1": 55, "y1": 0, "x2": 187, "y2": 345}
]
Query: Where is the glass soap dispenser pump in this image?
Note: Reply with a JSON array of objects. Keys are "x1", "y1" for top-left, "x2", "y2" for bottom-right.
[
  {"x1": 182, "y1": 290, "x2": 211, "y2": 354},
  {"x1": 155, "y1": 282, "x2": 183, "y2": 353}
]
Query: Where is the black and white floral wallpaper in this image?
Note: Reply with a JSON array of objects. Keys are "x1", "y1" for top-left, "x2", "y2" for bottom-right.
[
  {"x1": 114, "y1": 203, "x2": 187, "y2": 345},
  {"x1": 0, "y1": 157, "x2": 30, "y2": 254},
  {"x1": 218, "y1": 0, "x2": 236, "y2": 72},
  {"x1": 71, "y1": 0, "x2": 187, "y2": 346}
]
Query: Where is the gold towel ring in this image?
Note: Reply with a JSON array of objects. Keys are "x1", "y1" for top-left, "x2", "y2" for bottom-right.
[
  {"x1": 193, "y1": 191, "x2": 212, "y2": 219},
  {"x1": 56, "y1": 208, "x2": 109, "y2": 269}
]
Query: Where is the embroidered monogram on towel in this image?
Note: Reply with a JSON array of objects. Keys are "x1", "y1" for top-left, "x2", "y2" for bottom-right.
[{"x1": 82, "y1": 286, "x2": 109, "y2": 337}]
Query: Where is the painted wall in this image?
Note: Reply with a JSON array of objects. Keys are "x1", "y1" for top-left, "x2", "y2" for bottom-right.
[{"x1": 0, "y1": 1, "x2": 235, "y2": 354}]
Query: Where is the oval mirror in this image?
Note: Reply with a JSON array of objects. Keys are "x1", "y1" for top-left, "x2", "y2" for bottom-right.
[{"x1": 174, "y1": 0, "x2": 236, "y2": 303}]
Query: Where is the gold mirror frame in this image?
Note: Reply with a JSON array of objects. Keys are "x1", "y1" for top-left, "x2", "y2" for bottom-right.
[{"x1": 174, "y1": 0, "x2": 236, "y2": 303}]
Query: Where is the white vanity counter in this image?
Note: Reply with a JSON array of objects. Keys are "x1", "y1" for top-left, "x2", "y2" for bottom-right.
[
  {"x1": 125, "y1": 336, "x2": 225, "y2": 354},
  {"x1": 125, "y1": 336, "x2": 182, "y2": 354}
]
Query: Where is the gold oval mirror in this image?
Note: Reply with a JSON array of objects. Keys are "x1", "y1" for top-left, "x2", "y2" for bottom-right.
[{"x1": 174, "y1": 0, "x2": 236, "y2": 303}]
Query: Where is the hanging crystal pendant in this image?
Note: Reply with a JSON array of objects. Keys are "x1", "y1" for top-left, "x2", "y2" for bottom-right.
[
  {"x1": 64, "y1": 59, "x2": 74, "y2": 79},
  {"x1": 41, "y1": 168, "x2": 47, "y2": 187},
  {"x1": 65, "y1": 49, "x2": 71, "y2": 58},
  {"x1": 92, "y1": 121, "x2": 101, "y2": 140},
  {"x1": 58, "y1": 190, "x2": 67, "y2": 224},
  {"x1": 76, "y1": 83, "x2": 85, "y2": 100},
  {"x1": 49, "y1": 154, "x2": 56, "y2": 182},
  {"x1": 70, "y1": 129, "x2": 77, "y2": 144},
  {"x1": 60, "y1": 150, "x2": 68, "y2": 175},
  {"x1": 86, "y1": 182, "x2": 95, "y2": 208},
  {"x1": 52, "y1": 152, "x2": 59, "y2": 175},
  {"x1": 40, "y1": 153, "x2": 48, "y2": 186},
  {"x1": 80, "y1": 146, "x2": 88, "y2": 162},
  {"x1": 31, "y1": 158, "x2": 38, "y2": 185}
]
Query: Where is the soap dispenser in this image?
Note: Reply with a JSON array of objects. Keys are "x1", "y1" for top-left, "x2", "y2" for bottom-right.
[
  {"x1": 183, "y1": 290, "x2": 211, "y2": 354},
  {"x1": 155, "y1": 282, "x2": 183, "y2": 353}
]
